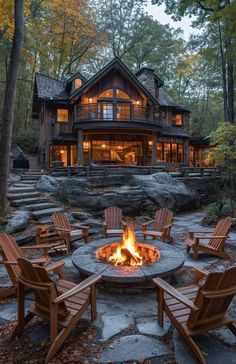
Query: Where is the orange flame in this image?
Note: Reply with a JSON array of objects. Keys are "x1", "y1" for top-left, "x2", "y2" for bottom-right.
[{"x1": 108, "y1": 226, "x2": 143, "y2": 266}]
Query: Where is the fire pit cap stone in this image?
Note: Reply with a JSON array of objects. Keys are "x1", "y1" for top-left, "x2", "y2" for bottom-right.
[{"x1": 72, "y1": 238, "x2": 185, "y2": 284}]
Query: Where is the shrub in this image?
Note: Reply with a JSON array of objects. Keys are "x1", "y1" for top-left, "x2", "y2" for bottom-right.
[{"x1": 206, "y1": 202, "x2": 221, "y2": 224}]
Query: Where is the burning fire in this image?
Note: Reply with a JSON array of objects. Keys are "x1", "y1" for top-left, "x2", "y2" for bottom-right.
[{"x1": 108, "y1": 227, "x2": 143, "y2": 266}]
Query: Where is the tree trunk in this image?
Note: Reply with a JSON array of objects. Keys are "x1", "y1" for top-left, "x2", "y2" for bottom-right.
[
  {"x1": 218, "y1": 21, "x2": 228, "y2": 122},
  {"x1": 0, "y1": 0, "x2": 25, "y2": 213}
]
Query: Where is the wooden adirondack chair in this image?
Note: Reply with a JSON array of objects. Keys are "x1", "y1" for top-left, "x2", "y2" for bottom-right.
[
  {"x1": 12, "y1": 257, "x2": 101, "y2": 363},
  {"x1": 103, "y1": 206, "x2": 127, "y2": 237},
  {"x1": 0, "y1": 233, "x2": 64, "y2": 299},
  {"x1": 35, "y1": 225, "x2": 68, "y2": 254},
  {"x1": 142, "y1": 208, "x2": 173, "y2": 242},
  {"x1": 51, "y1": 212, "x2": 89, "y2": 253},
  {"x1": 185, "y1": 217, "x2": 231, "y2": 259},
  {"x1": 154, "y1": 266, "x2": 236, "y2": 364}
]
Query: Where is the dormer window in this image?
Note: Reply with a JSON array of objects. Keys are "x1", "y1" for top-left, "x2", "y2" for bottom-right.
[
  {"x1": 172, "y1": 114, "x2": 183, "y2": 126},
  {"x1": 74, "y1": 78, "x2": 82, "y2": 89},
  {"x1": 57, "y1": 109, "x2": 68, "y2": 122}
]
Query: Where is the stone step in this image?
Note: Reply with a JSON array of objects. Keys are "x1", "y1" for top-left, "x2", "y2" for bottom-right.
[
  {"x1": 32, "y1": 207, "x2": 64, "y2": 219},
  {"x1": 8, "y1": 186, "x2": 36, "y2": 193},
  {"x1": 12, "y1": 197, "x2": 48, "y2": 207},
  {"x1": 24, "y1": 202, "x2": 60, "y2": 211},
  {"x1": 37, "y1": 216, "x2": 52, "y2": 225},
  {"x1": 14, "y1": 183, "x2": 35, "y2": 187},
  {"x1": 17, "y1": 180, "x2": 36, "y2": 185},
  {"x1": 21, "y1": 175, "x2": 42, "y2": 180},
  {"x1": 24, "y1": 171, "x2": 45, "y2": 176},
  {"x1": 8, "y1": 192, "x2": 41, "y2": 200}
]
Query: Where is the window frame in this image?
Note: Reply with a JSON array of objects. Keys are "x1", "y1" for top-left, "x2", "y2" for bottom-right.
[{"x1": 172, "y1": 113, "x2": 184, "y2": 126}]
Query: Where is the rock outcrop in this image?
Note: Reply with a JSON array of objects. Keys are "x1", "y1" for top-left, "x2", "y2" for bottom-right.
[{"x1": 42, "y1": 173, "x2": 198, "y2": 215}]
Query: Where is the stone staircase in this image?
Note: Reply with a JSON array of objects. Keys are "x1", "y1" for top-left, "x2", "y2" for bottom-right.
[{"x1": 8, "y1": 170, "x2": 64, "y2": 223}]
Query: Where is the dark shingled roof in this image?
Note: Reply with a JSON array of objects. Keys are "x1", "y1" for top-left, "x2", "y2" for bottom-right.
[
  {"x1": 161, "y1": 126, "x2": 189, "y2": 138},
  {"x1": 158, "y1": 89, "x2": 190, "y2": 111},
  {"x1": 35, "y1": 73, "x2": 69, "y2": 100}
]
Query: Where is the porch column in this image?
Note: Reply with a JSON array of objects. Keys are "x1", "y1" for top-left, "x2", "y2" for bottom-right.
[
  {"x1": 151, "y1": 132, "x2": 157, "y2": 165},
  {"x1": 184, "y1": 140, "x2": 189, "y2": 164},
  {"x1": 76, "y1": 129, "x2": 84, "y2": 165}
]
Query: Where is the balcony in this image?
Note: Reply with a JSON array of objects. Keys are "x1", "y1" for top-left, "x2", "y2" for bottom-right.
[
  {"x1": 75, "y1": 103, "x2": 164, "y2": 126},
  {"x1": 51, "y1": 122, "x2": 74, "y2": 140}
]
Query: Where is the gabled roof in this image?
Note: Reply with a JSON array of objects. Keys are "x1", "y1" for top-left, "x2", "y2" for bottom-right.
[
  {"x1": 66, "y1": 71, "x2": 87, "y2": 84},
  {"x1": 35, "y1": 73, "x2": 68, "y2": 100},
  {"x1": 69, "y1": 57, "x2": 159, "y2": 105}
]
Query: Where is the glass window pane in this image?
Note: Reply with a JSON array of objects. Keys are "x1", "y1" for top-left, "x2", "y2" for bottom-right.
[
  {"x1": 102, "y1": 103, "x2": 113, "y2": 120},
  {"x1": 157, "y1": 143, "x2": 163, "y2": 161},
  {"x1": 74, "y1": 78, "x2": 82, "y2": 88},
  {"x1": 99, "y1": 89, "x2": 113, "y2": 98},
  {"x1": 116, "y1": 89, "x2": 130, "y2": 99},
  {"x1": 178, "y1": 144, "x2": 183, "y2": 162},
  {"x1": 117, "y1": 103, "x2": 130, "y2": 120},
  {"x1": 164, "y1": 143, "x2": 171, "y2": 162},
  {"x1": 172, "y1": 114, "x2": 183, "y2": 126},
  {"x1": 172, "y1": 143, "x2": 177, "y2": 162},
  {"x1": 57, "y1": 109, "x2": 68, "y2": 122}
]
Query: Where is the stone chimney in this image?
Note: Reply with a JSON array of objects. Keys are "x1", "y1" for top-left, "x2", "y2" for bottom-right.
[{"x1": 136, "y1": 68, "x2": 156, "y2": 97}]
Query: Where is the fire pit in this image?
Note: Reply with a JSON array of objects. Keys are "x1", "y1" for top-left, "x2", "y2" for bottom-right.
[
  {"x1": 96, "y1": 228, "x2": 160, "y2": 267},
  {"x1": 72, "y1": 230, "x2": 184, "y2": 292}
]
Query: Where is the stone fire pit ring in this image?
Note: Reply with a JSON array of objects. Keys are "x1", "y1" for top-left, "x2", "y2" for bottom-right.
[{"x1": 72, "y1": 238, "x2": 184, "y2": 285}]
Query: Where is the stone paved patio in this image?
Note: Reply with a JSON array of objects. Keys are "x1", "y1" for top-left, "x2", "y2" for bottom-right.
[{"x1": 0, "y1": 209, "x2": 236, "y2": 363}]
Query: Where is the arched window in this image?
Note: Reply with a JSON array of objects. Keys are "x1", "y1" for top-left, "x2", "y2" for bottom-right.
[
  {"x1": 99, "y1": 89, "x2": 113, "y2": 98},
  {"x1": 116, "y1": 89, "x2": 130, "y2": 99}
]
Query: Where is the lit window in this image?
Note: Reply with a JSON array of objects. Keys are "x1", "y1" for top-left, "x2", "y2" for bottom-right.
[
  {"x1": 57, "y1": 109, "x2": 68, "y2": 122},
  {"x1": 116, "y1": 89, "x2": 130, "y2": 99},
  {"x1": 99, "y1": 89, "x2": 113, "y2": 98},
  {"x1": 172, "y1": 114, "x2": 183, "y2": 126},
  {"x1": 74, "y1": 78, "x2": 82, "y2": 88}
]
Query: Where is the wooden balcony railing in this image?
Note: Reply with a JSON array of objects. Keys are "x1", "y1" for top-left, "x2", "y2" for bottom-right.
[{"x1": 75, "y1": 103, "x2": 164, "y2": 126}]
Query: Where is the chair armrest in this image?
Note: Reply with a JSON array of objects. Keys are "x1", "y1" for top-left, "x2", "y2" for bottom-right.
[
  {"x1": 195, "y1": 235, "x2": 228, "y2": 239},
  {"x1": 189, "y1": 230, "x2": 214, "y2": 234},
  {"x1": 20, "y1": 244, "x2": 51, "y2": 250},
  {"x1": 142, "y1": 220, "x2": 154, "y2": 227},
  {"x1": 193, "y1": 267, "x2": 209, "y2": 283},
  {"x1": 121, "y1": 220, "x2": 127, "y2": 227},
  {"x1": 102, "y1": 222, "x2": 107, "y2": 228},
  {"x1": 53, "y1": 227, "x2": 71, "y2": 233},
  {"x1": 163, "y1": 223, "x2": 172, "y2": 231},
  {"x1": 46, "y1": 260, "x2": 64, "y2": 272},
  {"x1": 153, "y1": 277, "x2": 199, "y2": 311},
  {"x1": 53, "y1": 274, "x2": 102, "y2": 304}
]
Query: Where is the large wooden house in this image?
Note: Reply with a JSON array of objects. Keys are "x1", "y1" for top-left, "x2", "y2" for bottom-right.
[{"x1": 33, "y1": 58, "x2": 194, "y2": 168}]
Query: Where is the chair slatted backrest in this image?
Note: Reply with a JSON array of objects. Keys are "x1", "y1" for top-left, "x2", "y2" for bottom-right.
[
  {"x1": 209, "y1": 217, "x2": 231, "y2": 250},
  {"x1": 153, "y1": 208, "x2": 173, "y2": 232},
  {"x1": 0, "y1": 233, "x2": 23, "y2": 283},
  {"x1": 187, "y1": 266, "x2": 236, "y2": 329},
  {"x1": 52, "y1": 212, "x2": 71, "y2": 236},
  {"x1": 17, "y1": 257, "x2": 68, "y2": 318},
  {"x1": 104, "y1": 206, "x2": 123, "y2": 229}
]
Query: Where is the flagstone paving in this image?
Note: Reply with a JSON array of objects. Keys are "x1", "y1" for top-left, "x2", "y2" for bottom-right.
[{"x1": 1, "y1": 186, "x2": 236, "y2": 362}]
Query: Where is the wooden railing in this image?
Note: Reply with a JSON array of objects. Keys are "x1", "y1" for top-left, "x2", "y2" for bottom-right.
[
  {"x1": 50, "y1": 164, "x2": 221, "y2": 178},
  {"x1": 75, "y1": 103, "x2": 164, "y2": 126}
]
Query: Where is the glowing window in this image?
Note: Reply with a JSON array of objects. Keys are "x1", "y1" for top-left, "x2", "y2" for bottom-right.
[
  {"x1": 116, "y1": 89, "x2": 130, "y2": 99},
  {"x1": 172, "y1": 114, "x2": 183, "y2": 126},
  {"x1": 99, "y1": 89, "x2": 113, "y2": 98},
  {"x1": 57, "y1": 109, "x2": 68, "y2": 122},
  {"x1": 74, "y1": 78, "x2": 82, "y2": 88}
]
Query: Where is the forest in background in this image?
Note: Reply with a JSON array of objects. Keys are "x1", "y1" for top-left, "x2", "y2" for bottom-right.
[{"x1": 0, "y1": 0, "x2": 235, "y2": 152}]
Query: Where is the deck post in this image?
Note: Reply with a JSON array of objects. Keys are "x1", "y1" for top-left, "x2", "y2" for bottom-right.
[
  {"x1": 151, "y1": 132, "x2": 157, "y2": 165},
  {"x1": 76, "y1": 129, "x2": 84, "y2": 165}
]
